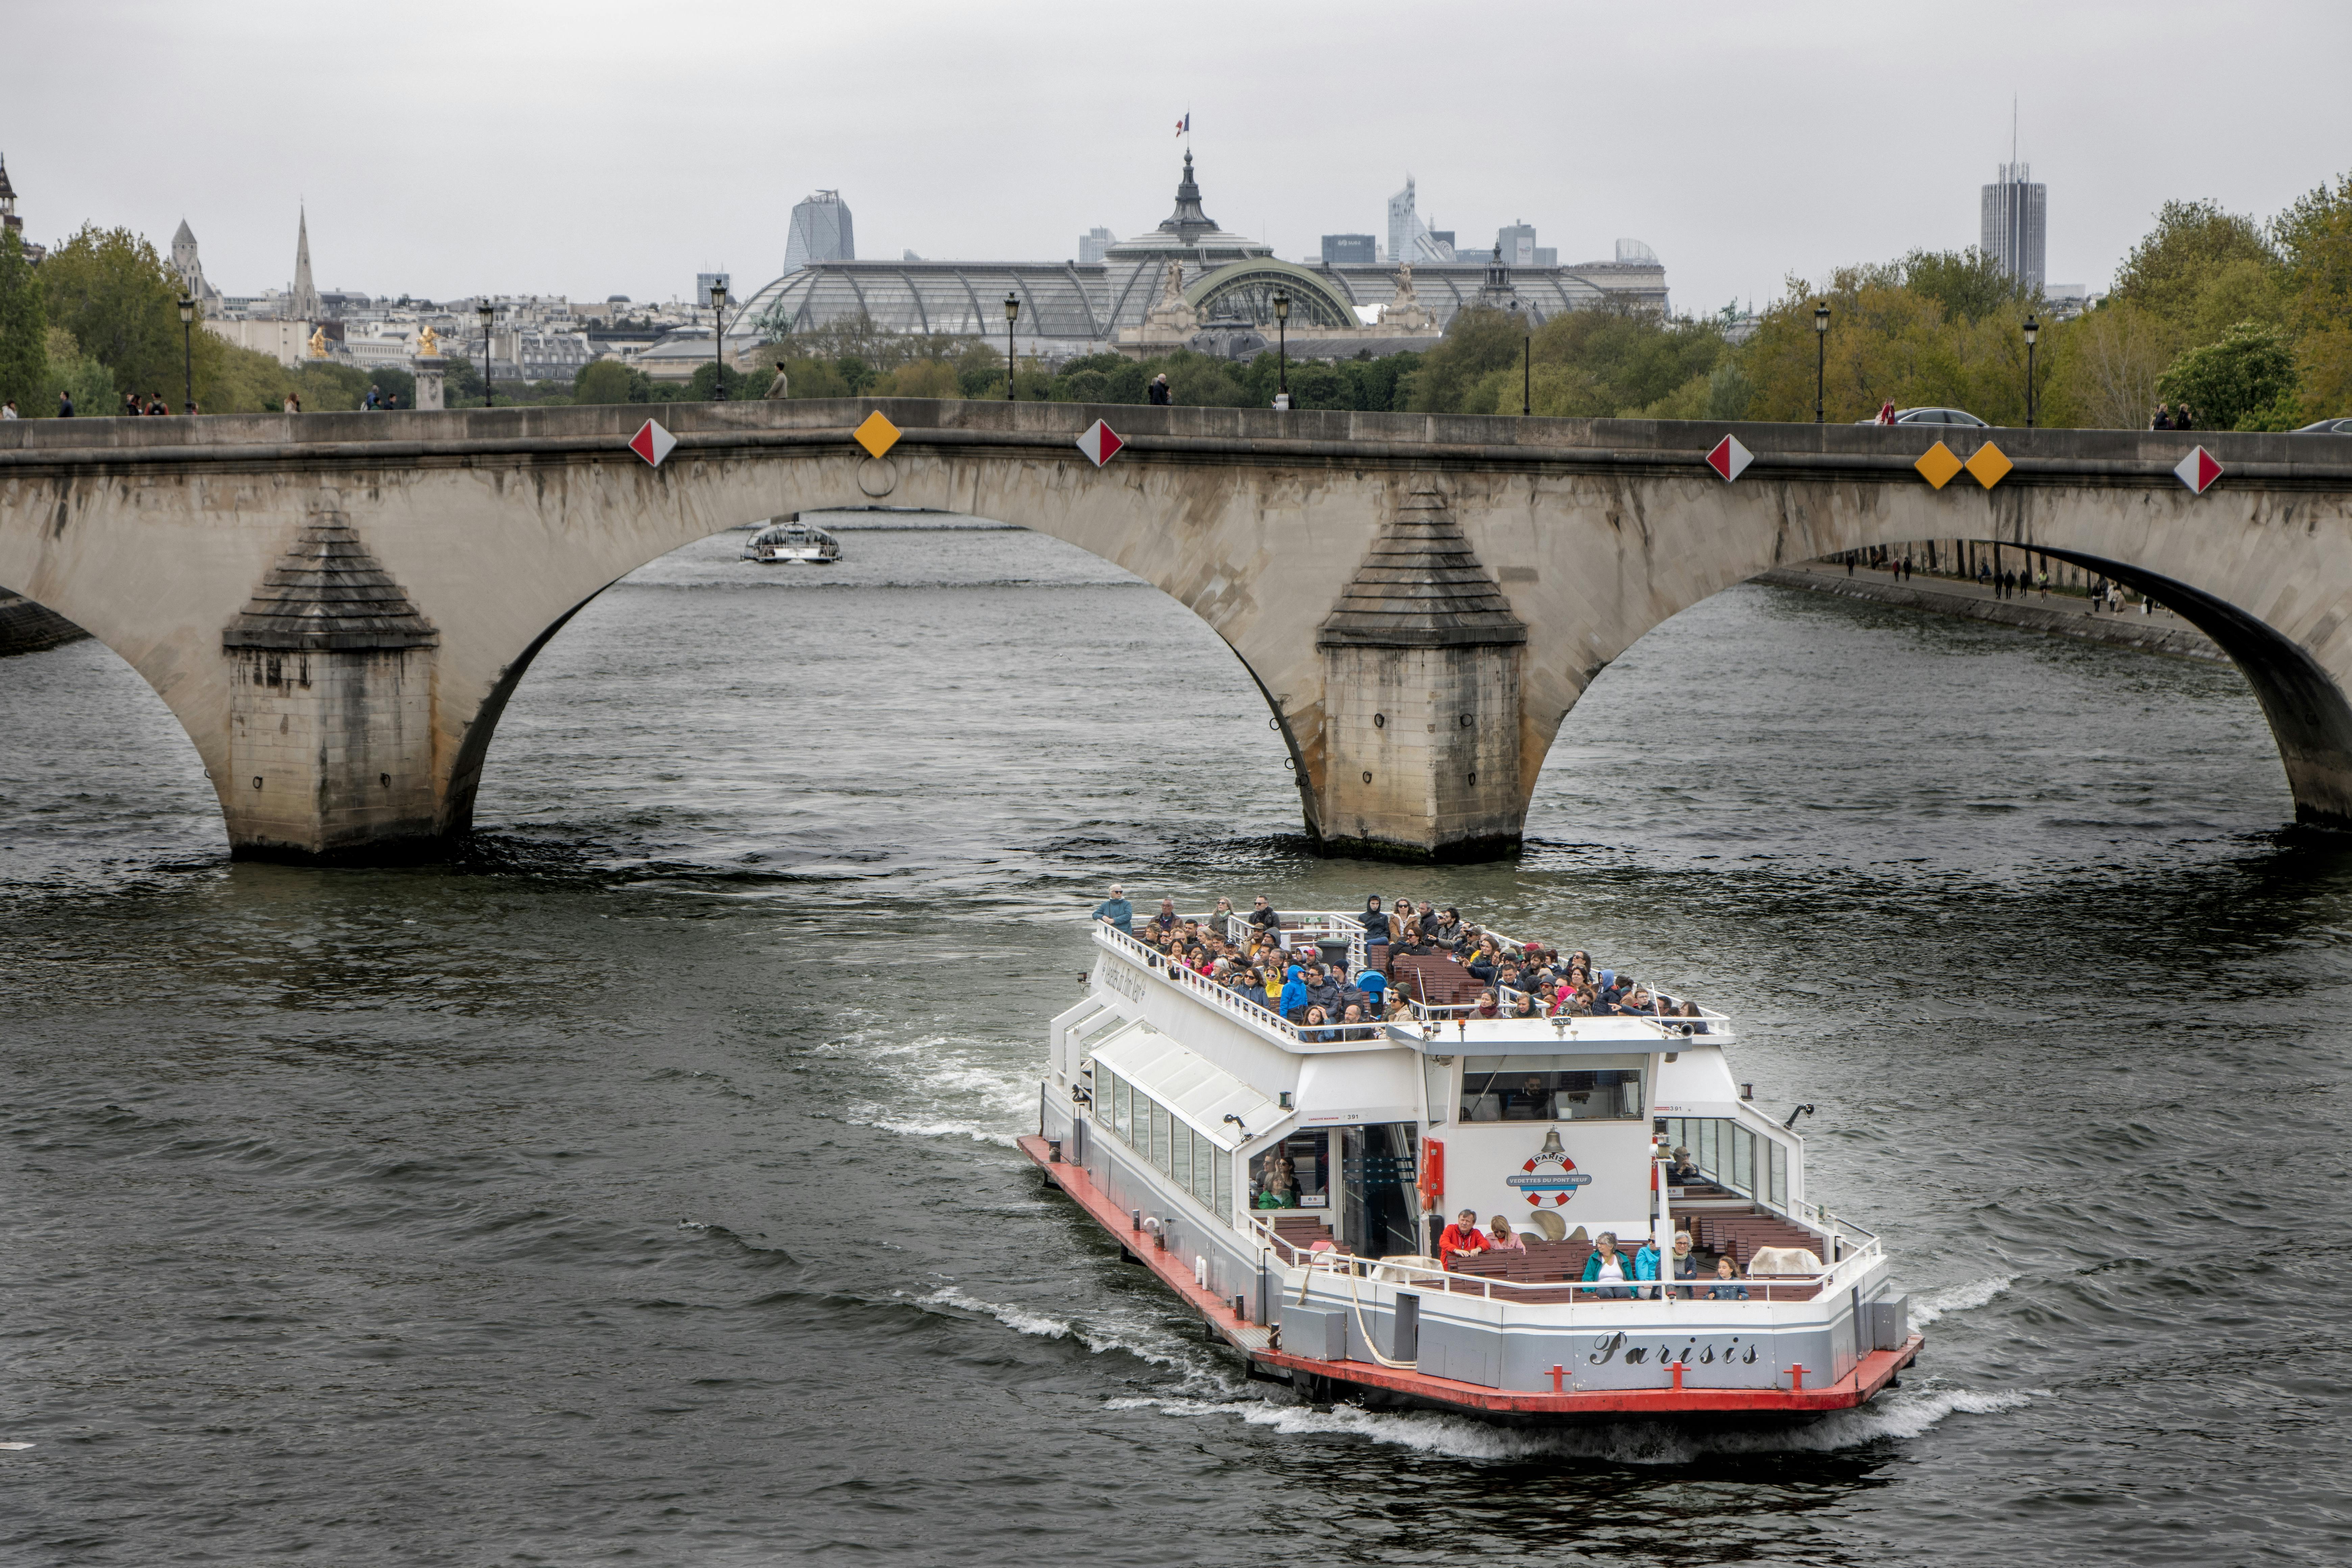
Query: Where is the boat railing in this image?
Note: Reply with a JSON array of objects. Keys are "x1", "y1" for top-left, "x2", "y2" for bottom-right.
[
  {"x1": 1096, "y1": 924, "x2": 1303, "y2": 1043},
  {"x1": 1244, "y1": 1211, "x2": 1872, "y2": 1309},
  {"x1": 1217, "y1": 911, "x2": 1367, "y2": 977}
]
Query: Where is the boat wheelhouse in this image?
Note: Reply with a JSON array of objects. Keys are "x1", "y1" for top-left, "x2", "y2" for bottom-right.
[
  {"x1": 1023, "y1": 909, "x2": 1921, "y2": 1419},
  {"x1": 742, "y1": 518, "x2": 842, "y2": 564}
]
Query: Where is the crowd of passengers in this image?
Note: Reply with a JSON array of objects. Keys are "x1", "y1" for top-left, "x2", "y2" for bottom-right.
[
  {"x1": 1434, "y1": 1210, "x2": 1753, "y2": 1297},
  {"x1": 1087, "y1": 885, "x2": 1708, "y2": 1038}
]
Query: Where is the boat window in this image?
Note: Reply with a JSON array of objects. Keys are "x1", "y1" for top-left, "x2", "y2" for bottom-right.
[
  {"x1": 1457, "y1": 1056, "x2": 1644, "y2": 1122},
  {"x1": 1213, "y1": 1147, "x2": 1233, "y2": 1222},
  {"x1": 1174, "y1": 1120, "x2": 1195, "y2": 1198},
  {"x1": 1661, "y1": 1116, "x2": 1791, "y2": 1206},
  {"x1": 1249, "y1": 1129, "x2": 1329, "y2": 1210},
  {"x1": 1112, "y1": 1071, "x2": 1132, "y2": 1142},
  {"x1": 1151, "y1": 1103, "x2": 1173, "y2": 1178}
]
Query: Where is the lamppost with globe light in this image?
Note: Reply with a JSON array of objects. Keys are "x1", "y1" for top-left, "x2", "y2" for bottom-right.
[
  {"x1": 1813, "y1": 301, "x2": 1830, "y2": 424},
  {"x1": 1004, "y1": 293, "x2": 1020, "y2": 400},
  {"x1": 178, "y1": 294, "x2": 195, "y2": 413},
  {"x1": 477, "y1": 301, "x2": 495, "y2": 408},
  {"x1": 1272, "y1": 292, "x2": 1289, "y2": 409},
  {"x1": 2023, "y1": 315, "x2": 2040, "y2": 428},
  {"x1": 709, "y1": 278, "x2": 730, "y2": 400}
]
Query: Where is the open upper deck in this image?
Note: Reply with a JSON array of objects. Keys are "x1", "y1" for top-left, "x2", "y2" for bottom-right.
[{"x1": 1092, "y1": 906, "x2": 1731, "y2": 1056}]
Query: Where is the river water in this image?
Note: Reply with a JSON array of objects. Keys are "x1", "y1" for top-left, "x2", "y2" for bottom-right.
[{"x1": 5, "y1": 520, "x2": 2350, "y2": 1566}]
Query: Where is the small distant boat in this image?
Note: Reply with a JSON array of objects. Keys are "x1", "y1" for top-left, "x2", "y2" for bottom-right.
[{"x1": 742, "y1": 518, "x2": 842, "y2": 565}]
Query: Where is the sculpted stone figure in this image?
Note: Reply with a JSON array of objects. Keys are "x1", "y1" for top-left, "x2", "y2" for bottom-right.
[
  {"x1": 1381, "y1": 262, "x2": 1436, "y2": 332},
  {"x1": 1141, "y1": 260, "x2": 1199, "y2": 337}
]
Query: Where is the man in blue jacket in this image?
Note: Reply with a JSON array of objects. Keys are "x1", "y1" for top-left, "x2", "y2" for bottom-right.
[{"x1": 1091, "y1": 883, "x2": 1132, "y2": 934}]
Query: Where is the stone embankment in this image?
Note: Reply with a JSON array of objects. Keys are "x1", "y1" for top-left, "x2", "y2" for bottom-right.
[
  {"x1": 0, "y1": 591, "x2": 86, "y2": 656},
  {"x1": 1755, "y1": 562, "x2": 2222, "y2": 662}
]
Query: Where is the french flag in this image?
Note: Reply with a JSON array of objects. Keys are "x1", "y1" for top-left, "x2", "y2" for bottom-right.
[{"x1": 1175, "y1": 112, "x2": 1189, "y2": 137}]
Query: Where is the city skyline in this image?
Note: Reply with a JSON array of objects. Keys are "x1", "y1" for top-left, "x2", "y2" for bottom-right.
[{"x1": 5, "y1": 1, "x2": 2349, "y2": 318}]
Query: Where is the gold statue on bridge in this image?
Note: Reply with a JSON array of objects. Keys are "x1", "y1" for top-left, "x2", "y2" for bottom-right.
[
  {"x1": 417, "y1": 325, "x2": 440, "y2": 357},
  {"x1": 306, "y1": 326, "x2": 327, "y2": 359}
]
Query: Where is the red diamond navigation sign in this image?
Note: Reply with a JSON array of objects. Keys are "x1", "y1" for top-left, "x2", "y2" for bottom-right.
[
  {"x1": 1705, "y1": 434, "x2": 1753, "y2": 482},
  {"x1": 1075, "y1": 418, "x2": 1125, "y2": 468},
  {"x1": 2174, "y1": 445, "x2": 2222, "y2": 495},
  {"x1": 628, "y1": 418, "x2": 677, "y2": 468}
]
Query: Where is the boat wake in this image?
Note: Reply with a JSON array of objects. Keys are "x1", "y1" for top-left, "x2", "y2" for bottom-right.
[
  {"x1": 834, "y1": 1032, "x2": 1036, "y2": 1148},
  {"x1": 911, "y1": 1285, "x2": 1230, "y2": 1386},
  {"x1": 1106, "y1": 1382, "x2": 2041, "y2": 1464},
  {"x1": 1910, "y1": 1272, "x2": 2016, "y2": 1327}
]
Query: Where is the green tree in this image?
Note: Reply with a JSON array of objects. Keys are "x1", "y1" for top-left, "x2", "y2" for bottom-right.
[
  {"x1": 1898, "y1": 247, "x2": 2040, "y2": 322},
  {"x1": 40, "y1": 327, "x2": 113, "y2": 418},
  {"x1": 2111, "y1": 200, "x2": 2281, "y2": 328},
  {"x1": 2275, "y1": 170, "x2": 2352, "y2": 416},
  {"x1": 2155, "y1": 320, "x2": 2298, "y2": 430},
  {"x1": 0, "y1": 229, "x2": 46, "y2": 414},
  {"x1": 684, "y1": 360, "x2": 765, "y2": 400},
  {"x1": 573, "y1": 360, "x2": 638, "y2": 403},
  {"x1": 40, "y1": 225, "x2": 184, "y2": 399}
]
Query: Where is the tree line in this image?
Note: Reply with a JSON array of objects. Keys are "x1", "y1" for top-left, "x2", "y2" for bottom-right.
[{"x1": 4, "y1": 171, "x2": 2346, "y2": 428}]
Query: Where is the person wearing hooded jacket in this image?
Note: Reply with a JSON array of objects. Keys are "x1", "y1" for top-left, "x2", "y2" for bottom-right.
[{"x1": 1277, "y1": 970, "x2": 1310, "y2": 1022}]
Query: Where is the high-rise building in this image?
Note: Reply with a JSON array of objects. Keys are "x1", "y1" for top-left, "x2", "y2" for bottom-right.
[
  {"x1": 1981, "y1": 162, "x2": 2047, "y2": 292},
  {"x1": 784, "y1": 190, "x2": 855, "y2": 271},
  {"x1": 1386, "y1": 177, "x2": 1454, "y2": 265},
  {"x1": 1078, "y1": 226, "x2": 1115, "y2": 264},
  {"x1": 1496, "y1": 221, "x2": 1537, "y2": 268},
  {"x1": 1321, "y1": 234, "x2": 1377, "y2": 265},
  {"x1": 697, "y1": 272, "x2": 732, "y2": 307}
]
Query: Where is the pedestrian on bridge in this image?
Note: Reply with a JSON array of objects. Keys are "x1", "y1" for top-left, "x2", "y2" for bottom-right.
[
  {"x1": 2151, "y1": 403, "x2": 2173, "y2": 430},
  {"x1": 1148, "y1": 373, "x2": 1172, "y2": 406}
]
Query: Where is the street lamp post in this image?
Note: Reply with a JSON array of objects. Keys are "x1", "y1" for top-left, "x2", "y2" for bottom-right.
[
  {"x1": 1003, "y1": 292, "x2": 1020, "y2": 400},
  {"x1": 177, "y1": 295, "x2": 195, "y2": 413},
  {"x1": 709, "y1": 278, "x2": 730, "y2": 401},
  {"x1": 2023, "y1": 315, "x2": 2040, "y2": 428},
  {"x1": 1813, "y1": 302, "x2": 1830, "y2": 424},
  {"x1": 1523, "y1": 314, "x2": 1532, "y2": 416},
  {"x1": 1272, "y1": 292, "x2": 1289, "y2": 409},
  {"x1": 477, "y1": 301, "x2": 495, "y2": 408}
]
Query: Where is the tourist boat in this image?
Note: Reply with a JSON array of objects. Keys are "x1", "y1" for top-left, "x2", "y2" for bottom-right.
[
  {"x1": 741, "y1": 518, "x2": 841, "y2": 564},
  {"x1": 1022, "y1": 910, "x2": 1922, "y2": 1420}
]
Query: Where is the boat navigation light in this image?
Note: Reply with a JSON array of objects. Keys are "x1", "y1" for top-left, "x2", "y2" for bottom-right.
[{"x1": 1739, "y1": 1083, "x2": 1755, "y2": 1100}]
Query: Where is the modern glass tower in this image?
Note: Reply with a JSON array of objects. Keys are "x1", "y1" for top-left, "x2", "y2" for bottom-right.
[
  {"x1": 784, "y1": 191, "x2": 855, "y2": 271},
  {"x1": 1980, "y1": 162, "x2": 2046, "y2": 293}
]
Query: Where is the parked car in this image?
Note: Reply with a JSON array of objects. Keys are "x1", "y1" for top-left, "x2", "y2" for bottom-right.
[
  {"x1": 2291, "y1": 417, "x2": 2352, "y2": 434},
  {"x1": 1856, "y1": 407, "x2": 1991, "y2": 427}
]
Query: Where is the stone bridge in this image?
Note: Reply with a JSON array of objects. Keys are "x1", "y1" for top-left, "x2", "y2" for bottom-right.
[{"x1": 3, "y1": 400, "x2": 2349, "y2": 862}]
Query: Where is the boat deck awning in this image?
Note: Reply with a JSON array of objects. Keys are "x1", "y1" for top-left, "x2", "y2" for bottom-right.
[{"x1": 1089, "y1": 1021, "x2": 1277, "y2": 1151}]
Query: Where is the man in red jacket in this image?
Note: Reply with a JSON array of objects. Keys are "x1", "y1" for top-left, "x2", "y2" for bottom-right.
[{"x1": 1438, "y1": 1208, "x2": 1489, "y2": 1271}]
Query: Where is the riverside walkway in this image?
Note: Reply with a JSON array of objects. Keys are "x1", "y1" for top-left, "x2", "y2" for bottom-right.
[{"x1": 1757, "y1": 560, "x2": 2222, "y2": 662}]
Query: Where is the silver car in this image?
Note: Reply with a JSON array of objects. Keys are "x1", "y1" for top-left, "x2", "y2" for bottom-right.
[{"x1": 1857, "y1": 407, "x2": 1990, "y2": 427}]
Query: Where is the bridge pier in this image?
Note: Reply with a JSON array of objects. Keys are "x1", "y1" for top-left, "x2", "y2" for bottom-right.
[
  {"x1": 219, "y1": 513, "x2": 444, "y2": 860},
  {"x1": 1309, "y1": 487, "x2": 1530, "y2": 861}
]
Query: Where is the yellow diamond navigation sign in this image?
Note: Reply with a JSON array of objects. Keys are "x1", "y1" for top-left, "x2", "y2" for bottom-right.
[
  {"x1": 854, "y1": 411, "x2": 902, "y2": 460},
  {"x1": 1914, "y1": 441, "x2": 1964, "y2": 490},
  {"x1": 1964, "y1": 441, "x2": 2013, "y2": 489}
]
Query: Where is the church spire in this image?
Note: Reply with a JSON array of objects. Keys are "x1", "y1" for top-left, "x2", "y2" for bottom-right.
[{"x1": 290, "y1": 205, "x2": 321, "y2": 323}]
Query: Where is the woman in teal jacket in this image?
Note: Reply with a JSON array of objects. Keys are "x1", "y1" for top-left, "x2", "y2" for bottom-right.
[{"x1": 1580, "y1": 1232, "x2": 1636, "y2": 1299}]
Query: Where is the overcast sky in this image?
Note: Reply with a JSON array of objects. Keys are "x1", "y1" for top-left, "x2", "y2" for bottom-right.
[{"x1": 11, "y1": 1, "x2": 2351, "y2": 315}]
